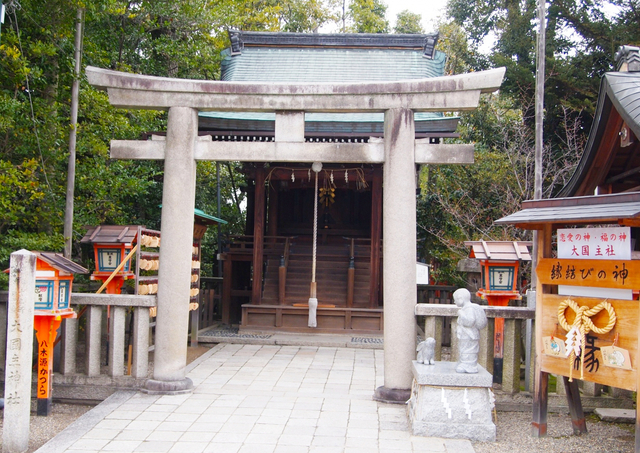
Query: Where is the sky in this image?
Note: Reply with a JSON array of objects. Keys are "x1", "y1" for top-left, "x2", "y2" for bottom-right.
[{"x1": 385, "y1": 0, "x2": 449, "y2": 33}]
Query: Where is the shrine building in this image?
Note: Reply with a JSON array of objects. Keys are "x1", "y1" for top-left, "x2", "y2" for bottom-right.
[{"x1": 201, "y1": 31, "x2": 464, "y2": 333}]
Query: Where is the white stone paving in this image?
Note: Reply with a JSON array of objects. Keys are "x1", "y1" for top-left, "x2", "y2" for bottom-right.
[{"x1": 42, "y1": 344, "x2": 475, "y2": 453}]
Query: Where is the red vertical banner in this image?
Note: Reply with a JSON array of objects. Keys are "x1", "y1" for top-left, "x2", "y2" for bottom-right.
[{"x1": 33, "y1": 316, "x2": 61, "y2": 416}]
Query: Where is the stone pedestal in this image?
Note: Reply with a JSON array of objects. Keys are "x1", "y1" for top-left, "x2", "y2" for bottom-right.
[{"x1": 407, "y1": 361, "x2": 496, "y2": 441}]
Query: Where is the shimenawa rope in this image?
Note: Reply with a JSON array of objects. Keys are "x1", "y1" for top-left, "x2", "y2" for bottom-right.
[{"x1": 557, "y1": 298, "x2": 616, "y2": 381}]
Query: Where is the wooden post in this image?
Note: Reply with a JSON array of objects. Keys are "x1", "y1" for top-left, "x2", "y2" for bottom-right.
[
  {"x1": 267, "y1": 184, "x2": 278, "y2": 238},
  {"x1": 636, "y1": 294, "x2": 640, "y2": 452},
  {"x1": 347, "y1": 257, "x2": 355, "y2": 308},
  {"x1": 532, "y1": 224, "x2": 551, "y2": 437},
  {"x1": 222, "y1": 259, "x2": 232, "y2": 324},
  {"x1": 34, "y1": 316, "x2": 62, "y2": 415},
  {"x1": 279, "y1": 258, "x2": 286, "y2": 305},
  {"x1": 369, "y1": 167, "x2": 382, "y2": 308},
  {"x1": 252, "y1": 167, "x2": 266, "y2": 305},
  {"x1": 563, "y1": 376, "x2": 587, "y2": 435}
]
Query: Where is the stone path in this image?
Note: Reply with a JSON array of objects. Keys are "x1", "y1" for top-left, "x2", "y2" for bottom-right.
[{"x1": 37, "y1": 343, "x2": 474, "y2": 453}]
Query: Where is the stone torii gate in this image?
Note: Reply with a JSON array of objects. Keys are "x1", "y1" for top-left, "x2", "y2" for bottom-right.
[{"x1": 87, "y1": 66, "x2": 505, "y2": 400}]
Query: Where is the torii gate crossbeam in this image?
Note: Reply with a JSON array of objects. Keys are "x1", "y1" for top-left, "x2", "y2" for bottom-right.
[{"x1": 86, "y1": 66, "x2": 505, "y2": 400}]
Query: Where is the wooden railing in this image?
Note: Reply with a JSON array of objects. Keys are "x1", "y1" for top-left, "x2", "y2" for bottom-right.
[
  {"x1": 415, "y1": 303, "x2": 534, "y2": 394},
  {"x1": 191, "y1": 276, "x2": 222, "y2": 346}
]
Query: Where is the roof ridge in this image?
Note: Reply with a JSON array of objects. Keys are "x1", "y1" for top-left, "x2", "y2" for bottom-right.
[{"x1": 228, "y1": 31, "x2": 439, "y2": 59}]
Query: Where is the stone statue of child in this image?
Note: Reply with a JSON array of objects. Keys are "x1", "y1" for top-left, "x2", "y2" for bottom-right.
[
  {"x1": 453, "y1": 288, "x2": 487, "y2": 374},
  {"x1": 416, "y1": 337, "x2": 436, "y2": 365}
]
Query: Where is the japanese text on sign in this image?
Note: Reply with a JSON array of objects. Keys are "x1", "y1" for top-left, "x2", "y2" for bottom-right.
[
  {"x1": 38, "y1": 339, "x2": 50, "y2": 398},
  {"x1": 537, "y1": 258, "x2": 640, "y2": 289},
  {"x1": 558, "y1": 227, "x2": 631, "y2": 260}
]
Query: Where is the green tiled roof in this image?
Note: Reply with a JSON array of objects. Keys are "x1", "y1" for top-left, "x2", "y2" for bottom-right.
[
  {"x1": 198, "y1": 111, "x2": 457, "y2": 134},
  {"x1": 220, "y1": 47, "x2": 446, "y2": 83},
  {"x1": 200, "y1": 32, "x2": 457, "y2": 134}
]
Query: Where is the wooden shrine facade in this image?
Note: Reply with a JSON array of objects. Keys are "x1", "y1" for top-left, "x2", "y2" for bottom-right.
[
  {"x1": 220, "y1": 163, "x2": 384, "y2": 333},
  {"x1": 202, "y1": 31, "x2": 481, "y2": 333}
]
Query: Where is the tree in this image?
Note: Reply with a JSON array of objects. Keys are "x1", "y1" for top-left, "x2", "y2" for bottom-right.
[
  {"x1": 278, "y1": 0, "x2": 334, "y2": 32},
  {"x1": 348, "y1": 0, "x2": 389, "y2": 33},
  {"x1": 444, "y1": 0, "x2": 637, "y2": 153},
  {"x1": 418, "y1": 95, "x2": 584, "y2": 286},
  {"x1": 0, "y1": 0, "x2": 343, "y2": 288},
  {"x1": 394, "y1": 10, "x2": 423, "y2": 34}
]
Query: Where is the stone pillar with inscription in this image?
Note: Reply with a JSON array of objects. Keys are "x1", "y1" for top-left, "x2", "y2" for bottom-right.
[{"x1": 3, "y1": 250, "x2": 36, "y2": 453}]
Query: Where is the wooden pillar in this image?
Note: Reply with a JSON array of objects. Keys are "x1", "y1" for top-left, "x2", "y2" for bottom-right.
[
  {"x1": 563, "y1": 376, "x2": 587, "y2": 435},
  {"x1": 252, "y1": 166, "x2": 266, "y2": 305},
  {"x1": 222, "y1": 259, "x2": 232, "y2": 324},
  {"x1": 369, "y1": 167, "x2": 382, "y2": 308},
  {"x1": 637, "y1": 302, "x2": 640, "y2": 451},
  {"x1": 267, "y1": 184, "x2": 278, "y2": 238},
  {"x1": 532, "y1": 224, "x2": 552, "y2": 437}
]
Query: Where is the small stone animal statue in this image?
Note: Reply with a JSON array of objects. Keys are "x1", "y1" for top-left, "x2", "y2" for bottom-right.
[{"x1": 416, "y1": 337, "x2": 436, "y2": 365}]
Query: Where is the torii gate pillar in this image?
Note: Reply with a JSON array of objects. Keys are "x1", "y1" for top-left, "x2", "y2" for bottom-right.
[
  {"x1": 145, "y1": 106, "x2": 198, "y2": 394},
  {"x1": 375, "y1": 108, "x2": 417, "y2": 402}
]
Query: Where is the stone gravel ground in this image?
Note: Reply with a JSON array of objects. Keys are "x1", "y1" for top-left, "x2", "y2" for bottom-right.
[
  {"x1": 0, "y1": 403, "x2": 94, "y2": 453},
  {"x1": 0, "y1": 405, "x2": 634, "y2": 453},
  {"x1": 474, "y1": 411, "x2": 635, "y2": 453}
]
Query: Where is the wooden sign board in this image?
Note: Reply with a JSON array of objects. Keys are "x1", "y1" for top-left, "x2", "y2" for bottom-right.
[
  {"x1": 537, "y1": 258, "x2": 640, "y2": 289},
  {"x1": 539, "y1": 293, "x2": 638, "y2": 391}
]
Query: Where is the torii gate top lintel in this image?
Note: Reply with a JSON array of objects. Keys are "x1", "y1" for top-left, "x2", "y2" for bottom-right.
[{"x1": 85, "y1": 65, "x2": 506, "y2": 113}]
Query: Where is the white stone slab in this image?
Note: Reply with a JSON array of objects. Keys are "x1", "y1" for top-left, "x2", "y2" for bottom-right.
[
  {"x1": 594, "y1": 407, "x2": 636, "y2": 424},
  {"x1": 412, "y1": 361, "x2": 493, "y2": 388}
]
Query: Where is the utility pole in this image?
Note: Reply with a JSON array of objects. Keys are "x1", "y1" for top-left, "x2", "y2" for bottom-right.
[
  {"x1": 0, "y1": 3, "x2": 5, "y2": 40},
  {"x1": 534, "y1": 1, "x2": 545, "y2": 202},
  {"x1": 64, "y1": 8, "x2": 85, "y2": 258},
  {"x1": 526, "y1": 0, "x2": 546, "y2": 392}
]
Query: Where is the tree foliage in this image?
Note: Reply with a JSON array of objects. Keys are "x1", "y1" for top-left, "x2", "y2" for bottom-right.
[
  {"x1": 418, "y1": 0, "x2": 633, "y2": 285},
  {"x1": 347, "y1": 0, "x2": 389, "y2": 33},
  {"x1": 394, "y1": 10, "x2": 423, "y2": 34},
  {"x1": 1, "y1": 0, "x2": 334, "y2": 285}
]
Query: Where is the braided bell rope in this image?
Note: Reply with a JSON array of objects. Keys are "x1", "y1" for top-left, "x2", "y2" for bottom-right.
[
  {"x1": 557, "y1": 298, "x2": 616, "y2": 381},
  {"x1": 311, "y1": 167, "x2": 319, "y2": 286}
]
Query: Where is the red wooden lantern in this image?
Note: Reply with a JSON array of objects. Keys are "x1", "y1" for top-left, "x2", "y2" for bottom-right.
[
  {"x1": 81, "y1": 225, "x2": 138, "y2": 294},
  {"x1": 464, "y1": 240, "x2": 531, "y2": 383},
  {"x1": 32, "y1": 252, "x2": 87, "y2": 416}
]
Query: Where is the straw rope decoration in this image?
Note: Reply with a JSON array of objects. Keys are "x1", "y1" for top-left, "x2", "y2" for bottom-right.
[{"x1": 557, "y1": 298, "x2": 616, "y2": 381}]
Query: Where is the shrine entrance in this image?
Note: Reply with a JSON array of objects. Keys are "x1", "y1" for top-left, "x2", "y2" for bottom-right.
[{"x1": 86, "y1": 62, "x2": 504, "y2": 401}]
